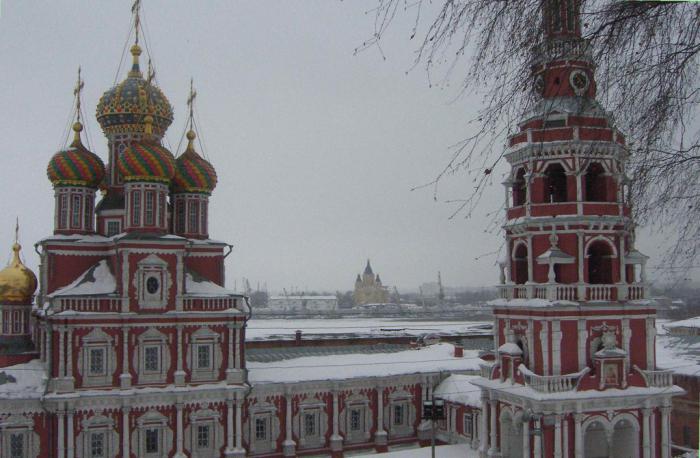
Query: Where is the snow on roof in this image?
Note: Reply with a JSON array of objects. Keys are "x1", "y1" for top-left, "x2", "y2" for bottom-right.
[
  {"x1": 354, "y1": 444, "x2": 478, "y2": 458},
  {"x1": 664, "y1": 317, "x2": 700, "y2": 329},
  {"x1": 39, "y1": 233, "x2": 113, "y2": 243},
  {"x1": 655, "y1": 333, "x2": 700, "y2": 376},
  {"x1": 489, "y1": 298, "x2": 579, "y2": 308},
  {"x1": 0, "y1": 359, "x2": 46, "y2": 399},
  {"x1": 247, "y1": 343, "x2": 481, "y2": 384},
  {"x1": 434, "y1": 374, "x2": 482, "y2": 407},
  {"x1": 269, "y1": 296, "x2": 337, "y2": 300},
  {"x1": 499, "y1": 342, "x2": 523, "y2": 355},
  {"x1": 50, "y1": 260, "x2": 116, "y2": 296},
  {"x1": 185, "y1": 273, "x2": 238, "y2": 297},
  {"x1": 245, "y1": 318, "x2": 493, "y2": 341}
]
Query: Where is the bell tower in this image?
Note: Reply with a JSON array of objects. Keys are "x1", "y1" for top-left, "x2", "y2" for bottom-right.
[{"x1": 473, "y1": 1, "x2": 683, "y2": 457}]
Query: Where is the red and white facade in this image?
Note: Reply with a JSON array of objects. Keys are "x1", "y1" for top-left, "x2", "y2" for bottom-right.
[{"x1": 473, "y1": 1, "x2": 683, "y2": 457}]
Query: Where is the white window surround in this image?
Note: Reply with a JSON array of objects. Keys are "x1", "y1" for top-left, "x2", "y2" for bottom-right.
[
  {"x1": 105, "y1": 220, "x2": 121, "y2": 237},
  {"x1": 339, "y1": 392, "x2": 373, "y2": 444},
  {"x1": 463, "y1": 413, "x2": 474, "y2": 439},
  {"x1": 244, "y1": 401, "x2": 280, "y2": 455},
  {"x1": 77, "y1": 414, "x2": 119, "y2": 458},
  {"x1": 131, "y1": 410, "x2": 173, "y2": 458},
  {"x1": 385, "y1": 389, "x2": 416, "y2": 438},
  {"x1": 78, "y1": 329, "x2": 117, "y2": 387},
  {"x1": 133, "y1": 328, "x2": 171, "y2": 384},
  {"x1": 0, "y1": 415, "x2": 40, "y2": 458},
  {"x1": 292, "y1": 398, "x2": 328, "y2": 449},
  {"x1": 184, "y1": 408, "x2": 224, "y2": 458},
  {"x1": 186, "y1": 327, "x2": 222, "y2": 382},
  {"x1": 133, "y1": 255, "x2": 171, "y2": 309}
]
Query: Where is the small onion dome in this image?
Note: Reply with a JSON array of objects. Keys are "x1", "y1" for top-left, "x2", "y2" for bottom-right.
[
  {"x1": 47, "y1": 122, "x2": 105, "y2": 188},
  {"x1": 173, "y1": 130, "x2": 218, "y2": 194},
  {"x1": 117, "y1": 116, "x2": 176, "y2": 183},
  {"x1": 95, "y1": 44, "x2": 174, "y2": 138},
  {"x1": 0, "y1": 242, "x2": 37, "y2": 305}
]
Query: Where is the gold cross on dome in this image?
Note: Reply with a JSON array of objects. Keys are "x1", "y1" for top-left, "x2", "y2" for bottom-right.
[
  {"x1": 132, "y1": 0, "x2": 141, "y2": 44},
  {"x1": 187, "y1": 78, "x2": 197, "y2": 127},
  {"x1": 74, "y1": 66, "x2": 84, "y2": 121},
  {"x1": 14, "y1": 217, "x2": 19, "y2": 244}
]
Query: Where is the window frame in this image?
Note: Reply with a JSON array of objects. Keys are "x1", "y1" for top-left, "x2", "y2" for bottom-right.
[
  {"x1": 88, "y1": 347, "x2": 106, "y2": 376},
  {"x1": 143, "y1": 345, "x2": 161, "y2": 373}
]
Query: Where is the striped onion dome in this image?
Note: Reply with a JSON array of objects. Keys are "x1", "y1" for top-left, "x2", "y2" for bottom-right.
[
  {"x1": 96, "y1": 44, "x2": 173, "y2": 138},
  {"x1": 47, "y1": 122, "x2": 105, "y2": 188},
  {"x1": 173, "y1": 130, "x2": 217, "y2": 194},
  {"x1": 117, "y1": 116, "x2": 176, "y2": 183}
]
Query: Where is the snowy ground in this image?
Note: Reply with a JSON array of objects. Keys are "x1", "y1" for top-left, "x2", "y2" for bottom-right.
[
  {"x1": 351, "y1": 443, "x2": 478, "y2": 457},
  {"x1": 245, "y1": 318, "x2": 492, "y2": 341}
]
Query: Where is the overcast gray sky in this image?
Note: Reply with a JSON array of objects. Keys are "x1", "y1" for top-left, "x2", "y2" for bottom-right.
[{"x1": 0, "y1": 1, "x2": 685, "y2": 293}]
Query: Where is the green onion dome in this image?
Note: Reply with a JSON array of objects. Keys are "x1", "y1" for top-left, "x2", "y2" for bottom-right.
[
  {"x1": 117, "y1": 116, "x2": 176, "y2": 183},
  {"x1": 96, "y1": 44, "x2": 173, "y2": 138},
  {"x1": 173, "y1": 130, "x2": 218, "y2": 194},
  {"x1": 47, "y1": 122, "x2": 106, "y2": 188}
]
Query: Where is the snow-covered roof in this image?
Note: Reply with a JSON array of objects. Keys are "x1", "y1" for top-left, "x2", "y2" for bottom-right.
[
  {"x1": 185, "y1": 273, "x2": 238, "y2": 297},
  {"x1": 269, "y1": 296, "x2": 337, "y2": 300},
  {"x1": 499, "y1": 342, "x2": 523, "y2": 355},
  {"x1": 434, "y1": 374, "x2": 482, "y2": 407},
  {"x1": 355, "y1": 444, "x2": 477, "y2": 458},
  {"x1": 489, "y1": 298, "x2": 579, "y2": 308},
  {"x1": 0, "y1": 359, "x2": 46, "y2": 399},
  {"x1": 50, "y1": 260, "x2": 116, "y2": 296},
  {"x1": 663, "y1": 317, "x2": 700, "y2": 330},
  {"x1": 656, "y1": 333, "x2": 700, "y2": 377},
  {"x1": 247, "y1": 343, "x2": 481, "y2": 384}
]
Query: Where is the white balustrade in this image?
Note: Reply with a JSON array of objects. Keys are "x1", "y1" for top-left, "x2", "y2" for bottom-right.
[
  {"x1": 518, "y1": 365, "x2": 589, "y2": 393},
  {"x1": 634, "y1": 365, "x2": 674, "y2": 387}
]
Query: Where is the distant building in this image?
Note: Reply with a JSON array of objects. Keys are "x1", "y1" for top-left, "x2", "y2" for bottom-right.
[
  {"x1": 267, "y1": 295, "x2": 338, "y2": 312},
  {"x1": 353, "y1": 259, "x2": 389, "y2": 305}
]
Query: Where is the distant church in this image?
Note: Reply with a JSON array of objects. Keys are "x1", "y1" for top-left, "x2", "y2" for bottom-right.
[{"x1": 353, "y1": 259, "x2": 389, "y2": 305}]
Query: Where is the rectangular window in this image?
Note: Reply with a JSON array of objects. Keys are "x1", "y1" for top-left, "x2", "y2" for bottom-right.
[
  {"x1": 132, "y1": 191, "x2": 141, "y2": 226},
  {"x1": 72, "y1": 194, "x2": 82, "y2": 228},
  {"x1": 106, "y1": 221, "x2": 121, "y2": 237},
  {"x1": 255, "y1": 417, "x2": 267, "y2": 441},
  {"x1": 144, "y1": 346, "x2": 160, "y2": 372},
  {"x1": 201, "y1": 203, "x2": 207, "y2": 235},
  {"x1": 304, "y1": 412, "x2": 316, "y2": 437},
  {"x1": 196, "y1": 345, "x2": 211, "y2": 370},
  {"x1": 350, "y1": 409, "x2": 361, "y2": 431},
  {"x1": 89, "y1": 348, "x2": 105, "y2": 375},
  {"x1": 10, "y1": 433, "x2": 24, "y2": 458},
  {"x1": 84, "y1": 195, "x2": 93, "y2": 230},
  {"x1": 90, "y1": 432, "x2": 105, "y2": 458},
  {"x1": 188, "y1": 200, "x2": 199, "y2": 233},
  {"x1": 159, "y1": 193, "x2": 165, "y2": 227},
  {"x1": 393, "y1": 405, "x2": 404, "y2": 426},
  {"x1": 13, "y1": 311, "x2": 21, "y2": 333},
  {"x1": 176, "y1": 200, "x2": 185, "y2": 234},
  {"x1": 144, "y1": 191, "x2": 155, "y2": 225},
  {"x1": 59, "y1": 194, "x2": 69, "y2": 229},
  {"x1": 145, "y1": 428, "x2": 159, "y2": 453},
  {"x1": 464, "y1": 413, "x2": 473, "y2": 438},
  {"x1": 197, "y1": 424, "x2": 210, "y2": 449}
]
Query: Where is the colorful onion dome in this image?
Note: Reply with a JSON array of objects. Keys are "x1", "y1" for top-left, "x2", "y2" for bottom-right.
[
  {"x1": 117, "y1": 116, "x2": 176, "y2": 183},
  {"x1": 47, "y1": 122, "x2": 106, "y2": 188},
  {"x1": 173, "y1": 130, "x2": 218, "y2": 194},
  {"x1": 96, "y1": 44, "x2": 174, "y2": 138},
  {"x1": 0, "y1": 241, "x2": 37, "y2": 305}
]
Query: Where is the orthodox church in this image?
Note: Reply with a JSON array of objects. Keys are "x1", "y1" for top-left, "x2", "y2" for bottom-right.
[{"x1": 353, "y1": 260, "x2": 389, "y2": 305}]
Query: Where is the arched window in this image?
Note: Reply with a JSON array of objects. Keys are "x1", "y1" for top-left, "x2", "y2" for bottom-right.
[
  {"x1": 513, "y1": 244, "x2": 528, "y2": 285},
  {"x1": 512, "y1": 169, "x2": 527, "y2": 206},
  {"x1": 585, "y1": 163, "x2": 607, "y2": 202},
  {"x1": 587, "y1": 241, "x2": 614, "y2": 284},
  {"x1": 544, "y1": 163, "x2": 568, "y2": 203}
]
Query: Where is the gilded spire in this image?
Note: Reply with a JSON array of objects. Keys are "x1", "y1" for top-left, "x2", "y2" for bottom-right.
[{"x1": 71, "y1": 67, "x2": 85, "y2": 147}]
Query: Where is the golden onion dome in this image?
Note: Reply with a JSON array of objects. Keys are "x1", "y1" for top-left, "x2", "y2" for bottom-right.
[
  {"x1": 0, "y1": 241, "x2": 37, "y2": 305},
  {"x1": 95, "y1": 44, "x2": 174, "y2": 138},
  {"x1": 173, "y1": 130, "x2": 218, "y2": 194}
]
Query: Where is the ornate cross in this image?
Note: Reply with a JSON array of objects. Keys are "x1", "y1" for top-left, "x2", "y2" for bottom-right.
[
  {"x1": 74, "y1": 66, "x2": 84, "y2": 121},
  {"x1": 132, "y1": 0, "x2": 141, "y2": 44},
  {"x1": 187, "y1": 78, "x2": 197, "y2": 129}
]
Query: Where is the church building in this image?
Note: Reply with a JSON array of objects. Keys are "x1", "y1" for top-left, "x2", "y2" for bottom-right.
[{"x1": 353, "y1": 260, "x2": 389, "y2": 305}]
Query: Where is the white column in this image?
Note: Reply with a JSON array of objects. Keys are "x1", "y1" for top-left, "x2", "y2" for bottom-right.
[
  {"x1": 479, "y1": 396, "x2": 489, "y2": 455},
  {"x1": 488, "y1": 400, "x2": 498, "y2": 456},
  {"x1": 58, "y1": 328, "x2": 66, "y2": 377},
  {"x1": 176, "y1": 403, "x2": 184, "y2": 457},
  {"x1": 235, "y1": 327, "x2": 242, "y2": 369},
  {"x1": 540, "y1": 322, "x2": 550, "y2": 375},
  {"x1": 526, "y1": 235, "x2": 534, "y2": 284},
  {"x1": 377, "y1": 385, "x2": 385, "y2": 435},
  {"x1": 331, "y1": 389, "x2": 343, "y2": 452},
  {"x1": 642, "y1": 408, "x2": 651, "y2": 458},
  {"x1": 283, "y1": 392, "x2": 295, "y2": 456},
  {"x1": 66, "y1": 329, "x2": 73, "y2": 379},
  {"x1": 650, "y1": 408, "x2": 656, "y2": 458},
  {"x1": 175, "y1": 325, "x2": 185, "y2": 386},
  {"x1": 120, "y1": 328, "x2": 131, "y2": 388},
  {"x1": 66, "y1": 410, "x2": 74, "y2": 458},
  {"x1": 574, "y1": 413, "x2": 583, "y2": 458},
  {"x1": 533, "y1": 418, "x2": 542, "y2": 458},
  {"x1": 577, "y1": 231, "x2": 585, "y2": 299},
  {"x1": 563, "y1": 415, "x2": 569, "y2": 457},
  {"x1": 619, "y1": 234, "x2": 626, "y2": 287},
  {"x1": 57, "y1": 410, "x2": 65, "y2": 458},
  {"x1": 122, "y1": 406, "x2": 130, "y2": 458},
  {"x1": 577, "y1": 320, "x2": 587, "y2": 371},
  {"x1": 225, "y1": 399, "x2": 235, "y2": 454},
  {"x1": 228, "y1": 324, "x2": 235, "y2": 370},
  {"x1": 552, "y1": 321, "x2": 562, "y2": 375},
  {"x1": 235, "y1": 396, "x2": 243, "y2": 449},
  {"x1": 660, "y1": 406, "x2": 671, "y2": 458},
  {"x1": 646, "y1": 318, "x2": 656, "y2": 369},
  {"x1": 554, "y1": 414, "x2": 562, "y2": 458},
  {"x1": 522, "y1": 418, "x2": 530, "y2": 458},
  {"x1": 473, "y1": 410, "x2": 480, "y2": 449}
]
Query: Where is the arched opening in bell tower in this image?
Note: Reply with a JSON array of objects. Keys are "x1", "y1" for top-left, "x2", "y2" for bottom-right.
[
  {"x1": 544, "y1": 163, "x2": 568, "y2": 203},
  {"x1": 513, "y1": 168, "x2": 526, "y2": 206},
  {"x1": 513, "y1": 244, "x2": 528, "y2": 285},
  {"x1": 587, "y1": 241, "x2": 614, "y2": 284},
  {"x1": 584, "y1": 420, "x2": 610, "y2": 458},
  {"x1": 585, "y1": 162, "x2": 608, "y2": 202}
]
